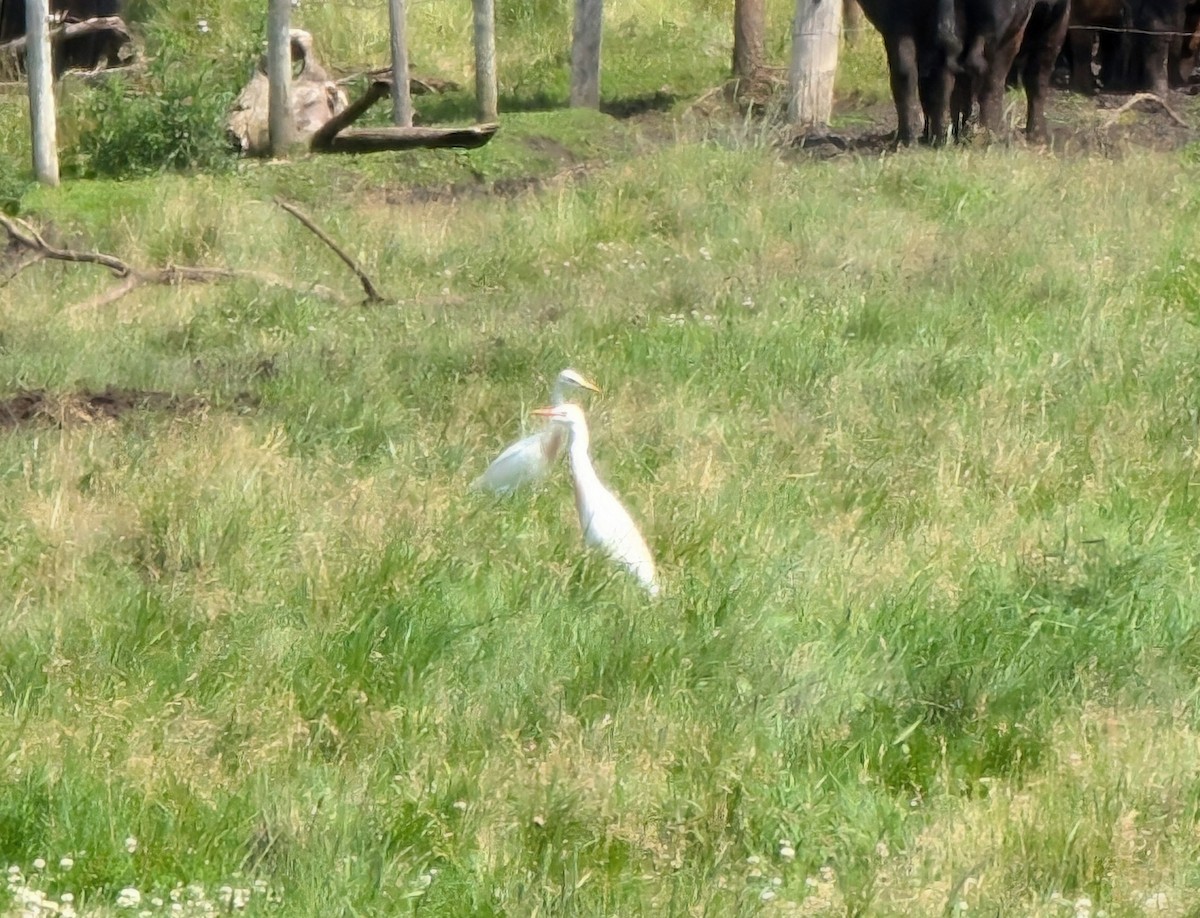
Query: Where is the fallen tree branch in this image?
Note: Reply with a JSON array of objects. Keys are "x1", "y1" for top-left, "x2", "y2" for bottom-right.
[
  {"x1": 310, "y1": 77, "x2": 499, "y2": 154},
  {"x1": 1102, "y1": 92, "x2": 1189, "y2": 128},
  {"x1": 275, "y1": 198, "x2": 385, "y2": 303},
  {"x1": 0, "y1": 214, "x2": 347, "y2": 310},
  {"x1": 0, "y1": 15, "x2": 133, "y2": 61}
]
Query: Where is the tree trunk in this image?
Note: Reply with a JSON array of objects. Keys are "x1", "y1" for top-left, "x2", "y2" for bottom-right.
[
  {"x1": 388, "y1": 0, "x2": 413, "y2": 126},
  {"x1": 25, "y1": 0, "x2": 58, "y2": 185},
  {"x1": 267, "y1": 0, "x2": 294, "y2": 155},
  {"x1": 732, "y1": 0, "x2": 765, "y2": 80},
  {"x1": 570, "y1": 0, "x2": 602, "y2": 107},
  {"x1": 473, "y1": 0, "x2": 498, "y2": 121},
  {"x1": 788, "y1": 0, "x2": 841, "y2": 131}
]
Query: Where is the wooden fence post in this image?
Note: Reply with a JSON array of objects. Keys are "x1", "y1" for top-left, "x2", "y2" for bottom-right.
[
  {"x1": 267, "y1": 0, "x2": 294, "y2": 155},
  {"x1": 570, "y1": 0, "x2": 602, "y2": 108},
  {"x1": 473, "y1": 0, "x2": 498, "y2": 121},
  {"x1": 388, "y1": 0, "x2": 413, "y2": 126},
  {"x1": 733, "y1": 0, "x2": 765, "y2": 82},
  {"x1": 788, "y1": 0, "x2": 841, "y2": 131},
  {"x1": 25, "y1": 0, "x2": 58, "y2": 185}
]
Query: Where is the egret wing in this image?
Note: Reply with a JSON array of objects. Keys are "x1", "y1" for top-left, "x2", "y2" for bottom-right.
[{"x1": 472, "y1": 426, "x2": 566, "y2": 495}]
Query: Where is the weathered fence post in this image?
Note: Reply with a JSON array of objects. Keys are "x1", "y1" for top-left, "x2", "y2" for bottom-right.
[
  {"x1": 788, "y1": 0, "x2": 841, "y2": 131},
  {"x1": 473, "y1": 0, "x2": 498, "y2": 120},
  {"x1": 388, "y1": 0, "x2": 413, "y2": 126},
  {"x1": 570, "y1": 0, "x2": 602, "y2": 108},
  {"x1": 733, "y1": 0, "x2": 765, "y2": 82},
  {"x1": 25, "y1": 0, "x2": 58, "y2": 185},
  {"x1": 267, "y1": 0, "x2": 295, "y2": 155}
]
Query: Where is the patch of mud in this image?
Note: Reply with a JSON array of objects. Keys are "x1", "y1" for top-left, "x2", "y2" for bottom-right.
[
  {"x1": 600, "y1": 90, "x2": 677, "y2": 119},
  {"x1": 0, "y1": 388, "x2": 196, "y2": 430}
]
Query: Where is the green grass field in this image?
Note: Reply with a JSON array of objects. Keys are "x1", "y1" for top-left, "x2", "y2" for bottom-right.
[{"x1": 3, "y1": 1, "x2": 1200, "y2": 915}]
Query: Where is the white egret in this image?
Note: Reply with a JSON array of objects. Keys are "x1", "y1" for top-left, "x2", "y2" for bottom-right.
[
  {"x1": 472, "y1": 368, "x2": 601, "y2": 495},
  {"x1": 530, "y1": 402, "x2": 659, "y2": 596}
]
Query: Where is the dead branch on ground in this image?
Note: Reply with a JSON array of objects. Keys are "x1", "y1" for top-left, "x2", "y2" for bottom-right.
[
  {"x1": 275, "y1": 198, "x2": 385, "y2": 303},
  {"x1": 1102, "y1": 92, "x2": 1189, "y2": 128},
  {"x1": 310, "y1": 77, "x2": 498, "y2": 154},
  {"x1": 0, "y1": 214, "x2": 349, "y2": 310}
]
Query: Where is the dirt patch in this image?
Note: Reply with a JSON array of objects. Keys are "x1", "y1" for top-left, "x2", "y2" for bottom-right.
[
  {"x1": 0, "y1": 388, "x2": 194, "y2": 430},
  {"x1": 786, "y1": 86, "x2": 1200, "y2": 159}
]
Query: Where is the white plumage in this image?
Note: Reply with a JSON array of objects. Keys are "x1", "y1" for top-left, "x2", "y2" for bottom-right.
[
  {"x1": 472, "y1": 369, "x2": 600, "y2": 495},
  {"x1": 531, "y1": 402, "x2": 659, "y2": 596}
]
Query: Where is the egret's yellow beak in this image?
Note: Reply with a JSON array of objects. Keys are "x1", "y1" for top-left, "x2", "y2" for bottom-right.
[
  {"x1": 578, "y1": 376, "x2": 601, "y2": 394},
  {"x1": 530, "y1": 406, "x2": 558, "y2": 419}
]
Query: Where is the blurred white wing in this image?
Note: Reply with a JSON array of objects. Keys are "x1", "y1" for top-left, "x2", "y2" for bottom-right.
[
  {"x1": 576, "y1": 482, "x2": 659, "y2": 596},
  {"x1": 472, "y1": 424, "x2": 567, "y2": 495}
]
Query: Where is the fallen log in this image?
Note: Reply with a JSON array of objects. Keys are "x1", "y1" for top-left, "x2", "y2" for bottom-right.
[
  {"x1": 310, "y1": 77, "x2": 499, "y2": 154},
  {"x1": 0, "y1": 16, "x2": 135, "y2": 75}
]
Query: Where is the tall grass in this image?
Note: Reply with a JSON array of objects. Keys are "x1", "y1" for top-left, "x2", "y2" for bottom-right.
[{"x1": 4, "y1": 0, "x2": 1200, "y2": 914}]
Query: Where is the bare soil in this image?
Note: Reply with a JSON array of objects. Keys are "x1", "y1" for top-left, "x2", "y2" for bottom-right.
[{"x1": 0, "y1": 388, "x2": 192, "y2": 429}]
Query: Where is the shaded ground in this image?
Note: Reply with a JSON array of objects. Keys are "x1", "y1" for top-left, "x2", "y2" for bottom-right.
[{"x1": 792, "y1": 86, "x2": 1200, "y2": 159}]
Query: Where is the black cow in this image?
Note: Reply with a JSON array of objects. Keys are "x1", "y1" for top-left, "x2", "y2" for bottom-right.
[
  {"x1": 950, "y1": 0, "x2": 1070, "y2": 141},
  {"x1": 857, "y1": 0, "x2": 961, "y2": 144}
]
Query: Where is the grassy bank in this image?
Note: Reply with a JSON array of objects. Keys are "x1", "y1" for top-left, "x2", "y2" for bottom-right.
[{"x1": 4, "y1": 1, "x2": 1200, "y2": 915}]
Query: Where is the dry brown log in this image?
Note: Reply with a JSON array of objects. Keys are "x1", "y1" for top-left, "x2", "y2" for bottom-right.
[
  {"x1": 310, "y1": 77, "x2": 499, "y2": 154},
  {"x1": 318, "y1": 123, "x2": 499, "y2": 153},
  {"x1": 0, "y1": 16, "x2": 134, "y2": 64}
]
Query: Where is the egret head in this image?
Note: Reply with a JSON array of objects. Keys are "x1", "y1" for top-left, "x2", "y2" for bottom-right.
[{"x1": 552, "y1": 368, "x2": 601, "y2": 403}]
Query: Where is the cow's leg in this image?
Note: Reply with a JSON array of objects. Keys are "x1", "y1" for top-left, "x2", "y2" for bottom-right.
[
  {"x1": 1023, "y1": 0, "x2": 1070, "y2": 140},
  {"x1": 919, "y1": 62, "x2": 953, "y2": 144},
  {"x1": 977, "y1": 33, "x2": 1023, "y2": 135},
  {"x1": 884, "y1": 34, "x2": 921, "y2": 145}
]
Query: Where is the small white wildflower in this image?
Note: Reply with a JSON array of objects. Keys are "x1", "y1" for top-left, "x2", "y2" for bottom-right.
[
  {"x1": 452, "y1": 800, "x2": 468, "y2": 811},
  {"x1": 32, "y1": 858, "x2": 46, "y2": 870},
  {"x1": 760, "y1": 888, "x2": 776, "y2": 902},
  {"x1": 779, "y1": 844, "x2": 795, "y2": 860},
  {"x1": 59, "y1": 857, "x2": 74, "y2": 870},
  {"x1": 699, "y1": 247, "x2": 712, "y2": 261},
  {"x1": 151, "y1": 896, "x2": 164, "y2": 907},
  {"x1": 746, "y1": 855, "x2": 761, "y2": 865},
  {"x1": 772, "y1": 876, "x2": 783, "y2": 886},
  {"x1": 875, "y1": 841, "x2": 890, "y2": 859},
  {"x1": 1143, "y1": 893, "x2": 1167, "y2": 911},
  {"x1": 61, "y1": 893, "x2": 75, "y2": 904},
  {"x1": 116, "y1": 886, "x2": 142, "y2": 908},
  {"x1": 197, "y1": 18, "x2": 209, "y2": 33},
  {"x1": 124, "y1": 836, "x2": 138, "y2": 854},
  {"x1": 171, "y1": 905, "x2": 183, "y2": 914}
]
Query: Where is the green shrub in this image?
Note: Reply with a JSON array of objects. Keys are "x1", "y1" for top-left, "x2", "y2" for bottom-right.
[
  {"x1": 68, "y1": 49, "x2": 236, "y2": 179},
  {"x1": 0, "y1": 152, "x2": 33, "y2": 214}
]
